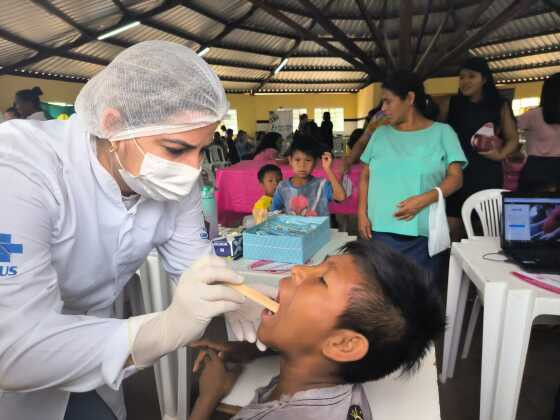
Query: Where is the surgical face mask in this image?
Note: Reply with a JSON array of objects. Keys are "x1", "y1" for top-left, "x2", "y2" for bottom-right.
[{"x1": 112, "y1": 139, "x2": 201, "y2": 201}]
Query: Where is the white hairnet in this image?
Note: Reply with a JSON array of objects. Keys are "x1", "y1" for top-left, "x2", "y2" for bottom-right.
[{"x1": 75, "y1": 40, "x2": 228, "y2": 141}]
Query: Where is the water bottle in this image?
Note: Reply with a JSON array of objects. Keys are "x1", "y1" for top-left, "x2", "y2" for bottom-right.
[{"x1": 201, "y1": 185, "x2": 219, "y2": 240}]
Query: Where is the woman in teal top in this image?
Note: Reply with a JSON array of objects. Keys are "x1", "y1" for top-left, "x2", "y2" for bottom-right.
[{"x1": 359, "y1": 71, "x2": 467, "y2": 272}]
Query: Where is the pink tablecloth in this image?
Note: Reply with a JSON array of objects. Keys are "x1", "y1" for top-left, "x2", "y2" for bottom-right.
[{"x1": 215, "y1": 159, "x2": 362, "y2": 224}]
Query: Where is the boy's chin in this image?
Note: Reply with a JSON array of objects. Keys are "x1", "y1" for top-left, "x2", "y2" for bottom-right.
[{"x1": 256, "y1": 325, "x2": 275, "y2": 349}]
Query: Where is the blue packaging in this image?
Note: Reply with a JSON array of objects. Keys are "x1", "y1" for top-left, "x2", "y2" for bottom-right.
[
  {"x1": 243, "y1": 215, "x2": 330, "y2": 264},
  {"x1": 212, "y1": 234, "x2": 243, "y2": 258}
]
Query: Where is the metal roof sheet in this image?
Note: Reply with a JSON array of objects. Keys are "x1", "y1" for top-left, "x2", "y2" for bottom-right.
[
  {"x1": 270, "y1": 70, "x2": 367, "y2": 82},
  {"x1": 152, "y1": 5, "x2": 225, "y2": 40},
  {"x1": 71, "y1": 41, "x2": 125, "y2": 61},
  {"x1": 211, "y1": 65, "x2": 269, "y2": 80},
  {"x1": 0, "y1": 0, "x2": 558, "y2": 93},
  {"x1": 0, "y1": 39, "x2": 36, "y2": 67},
  {"x1": 0, "y1": 0, "x2": 79, "y2": 48},
  {"x1": 25, "y1": 56, "x2": 104, "y2": 79}
]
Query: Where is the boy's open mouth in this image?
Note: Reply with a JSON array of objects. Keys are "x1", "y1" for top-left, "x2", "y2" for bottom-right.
[{"x1": 262, "y1": 291, "x2": 281, "y2": 319}]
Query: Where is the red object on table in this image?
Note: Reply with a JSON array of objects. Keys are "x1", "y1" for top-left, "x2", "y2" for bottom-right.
[{"x1": 215, "y1": 159, "x2": 362, "y2": 225}]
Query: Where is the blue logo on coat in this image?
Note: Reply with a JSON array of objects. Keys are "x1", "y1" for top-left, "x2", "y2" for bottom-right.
[{"x1": 0, "y1": 234, "x2": 22, "y2": 277}]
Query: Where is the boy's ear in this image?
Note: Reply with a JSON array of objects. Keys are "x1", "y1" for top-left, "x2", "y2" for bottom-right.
[{"x1": 322, "y1": 329, "x2": 369, "y2": 363}]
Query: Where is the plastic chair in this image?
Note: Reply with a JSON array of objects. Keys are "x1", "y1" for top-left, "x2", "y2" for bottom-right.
[
  {"x1": 135, "y1": 253, "x2": 192, "y2": 420},
  {"x1": 332, "y1": 135, "x2": 345, "y2": 157},
  {"x1": 493, "y1": 288, "x2": 560, "y2": 420},
  {"x1": 460, "y1": 189, "x2": 506, "y2": 359},
  {"x1": 208, "y1": 145, "x2": 230, "y2": 172}
]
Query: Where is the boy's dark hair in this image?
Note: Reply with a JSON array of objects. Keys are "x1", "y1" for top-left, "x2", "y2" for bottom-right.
[
  {"x1": 337, "y1": 239, "x2": 445, "y2": 383},
  {"x1": 288, "y1": 132, "x2": 322, "y2": 159},
  {"x1": 257, "y1": 164, "x2": 282, "y2": 183}
]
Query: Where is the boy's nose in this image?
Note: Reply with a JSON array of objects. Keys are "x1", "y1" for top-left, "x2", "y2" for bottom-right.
[{"x1": 290, "y1": 265, "x2": 308, "y2": 286}]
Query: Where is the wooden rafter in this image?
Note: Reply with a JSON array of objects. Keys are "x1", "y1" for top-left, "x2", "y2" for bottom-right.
[
  {"x1": 197, "y1": 5, "x2": 258, "y2": 53},
  {"x1": 295, "y1": 0, "x2": 383, "y2": 77},
  {"x1": 245, "y1": 0, "x2": 371, "y2": 74},
  {"x1": 426, "y1": 0, "x2": 533, "y2": 76},
  {"x1": 399, "y1": 0, "x2": 413, "y2": 70},
  {"x1": 412, "y1": 0, "x2": 433, "y2": 67},
  {"x1": 254, "y1": 0, "x2": 337, "y2": 92},
  {"x1": 356, "y1": 0, "x2": 395, "y2": 72},
  {"x1": 418, "y1": 0, "x2": 492, "y2": 75},
  {"x1": 414, "y1": 3, "x2": 451, "y2": 74},
  {"x1": 0, "y1": 0, "x2": 180, "y2": 76}
]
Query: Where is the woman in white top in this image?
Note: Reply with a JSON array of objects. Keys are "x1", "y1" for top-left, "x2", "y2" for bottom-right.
[
  {"x1": 15, "y1": 86, "x2": 47, "y2": 120},
  {"x1": 0, "y1": 41, "x2": 262, "y2": 420}
]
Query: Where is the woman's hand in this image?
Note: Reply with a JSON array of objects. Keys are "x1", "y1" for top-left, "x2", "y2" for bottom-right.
[
  {"x1": 478, "y1": 148, "x2": 505, "y2": 161},
  {"x1": 394, "y1": 194, "x2": 433, "y2": 221},
  {"x1": 358, "y1": 213, "x2": 372, "y2": 240},
  {"x1": 197, "y1": 349, "x2": 242, "y2": 403}
]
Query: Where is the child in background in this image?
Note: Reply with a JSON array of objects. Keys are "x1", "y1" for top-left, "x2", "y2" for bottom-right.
[
  {"x1": 189, "y1": 239, "x2": 446, "y2": 420},
  {"x1": 271, "y1": 133, "x2": 346, "y2": 217},
  {"x1": 252, "y1": 164, "x2": 283, "y2": 223}
]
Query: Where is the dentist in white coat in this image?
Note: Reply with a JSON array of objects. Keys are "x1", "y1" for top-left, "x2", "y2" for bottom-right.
[{"x1": 0, "y1": 41, "x2": 257, "y2": 420}]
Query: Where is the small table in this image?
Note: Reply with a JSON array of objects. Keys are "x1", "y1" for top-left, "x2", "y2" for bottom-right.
[
  {"x1": 440, "y1": 238, "x2": 560, "y2": 420},
  {"x1": 215, "y1": 159, "x2": 362, "y2": 225}
]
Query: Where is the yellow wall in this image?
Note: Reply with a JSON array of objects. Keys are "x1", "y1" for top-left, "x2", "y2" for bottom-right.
[
  {"x1": 227, "y1": 92, "x2": 358, "y2": 136},
  {"x1": 0, "y1": 75, "x2": 84, "y2": 110},
  {"x1": 0, "y1": 74, "x2": 544, "y2": 133},
  {"x1": 424, "y1": 76, "x2": 459, "y2": 96},
  {"x1": 508, "y1": 81, "x2": 543, "y2": 99}
]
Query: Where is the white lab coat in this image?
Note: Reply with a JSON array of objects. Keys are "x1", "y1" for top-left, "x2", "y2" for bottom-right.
[{"x1": 0, "y1": 115, "x2": 211, "y2": 420}]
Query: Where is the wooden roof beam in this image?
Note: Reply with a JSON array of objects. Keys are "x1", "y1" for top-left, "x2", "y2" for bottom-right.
[
  {"x1": 295, "y1": 0, "x2": 383, "y2": 78},
  {"x1": 0, "y1": 0, "x2": 180, "y2": 75},
  {"x1": 399, "y1": 0, "x2": 413, "y2": 70},
  {"x1": 245, "y1": 0, "x2": 371, "y2": 74},
  {"x1": 428, "y1": 0, "x2": 533, "y2": 76},
  {"x1": 255, "y1": 0, "x2": 337, "y2": 93}
]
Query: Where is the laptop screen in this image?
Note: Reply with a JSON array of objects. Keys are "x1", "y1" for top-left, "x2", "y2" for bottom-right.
[{"x1": 502, "y1": 194, "x2": 560, "y2": 247}]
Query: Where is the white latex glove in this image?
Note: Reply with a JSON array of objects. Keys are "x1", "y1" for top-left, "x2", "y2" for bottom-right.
[
  {"x1": 129, "y1": 256, "x2": 245, "y2": 368},
  {"x1": 225, "y1": 283, "x2": 278, "y2": 351}
]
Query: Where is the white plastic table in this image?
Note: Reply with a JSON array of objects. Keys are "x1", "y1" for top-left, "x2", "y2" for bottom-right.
[{"x1": 440, "y1": 238, "x2": 560, "y2": 420}]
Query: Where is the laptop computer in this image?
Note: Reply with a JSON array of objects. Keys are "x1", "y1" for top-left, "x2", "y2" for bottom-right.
[{"x1": 501, "y1": 192, "x2": 560, "y2": 272}]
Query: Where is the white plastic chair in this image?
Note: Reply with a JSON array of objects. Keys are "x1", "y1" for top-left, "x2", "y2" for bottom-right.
[
  {"x1": 332, "y1": 135, "x2": 345, "y2": 157},
  {"x1": 460, "y1": 189, "x2": 506, "y2": 359},
  {"x1": 208, "y1": 145, "x2": 230, "y2": 173},
  {"x1": 135, "y1": 253, "x2": 193, "y2": 420}
]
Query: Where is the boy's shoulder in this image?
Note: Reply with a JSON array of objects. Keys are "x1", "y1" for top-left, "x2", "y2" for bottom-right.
[{"x1": 233, "y1": 377, "x2": 372, "y2": 420}]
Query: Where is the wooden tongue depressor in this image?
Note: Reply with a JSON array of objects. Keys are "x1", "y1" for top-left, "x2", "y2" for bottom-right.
[{"x1": 227, "y1": 283, "x2": 279, "y2": 313}]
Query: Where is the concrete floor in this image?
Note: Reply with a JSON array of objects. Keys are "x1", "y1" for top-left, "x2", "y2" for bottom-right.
[{"x1": 122, "y1": 243, "x2": 560, "y2": 420}]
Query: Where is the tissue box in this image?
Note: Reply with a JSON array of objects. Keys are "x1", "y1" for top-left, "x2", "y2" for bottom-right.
[
  {"x1": 212, "y1": 234, "x2": 243, "y2": 258},
  {"x1": 243, "y1": 215, "x2": 330, "y2": 264}
]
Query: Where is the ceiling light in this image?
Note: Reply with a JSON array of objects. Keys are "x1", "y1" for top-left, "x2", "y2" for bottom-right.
[
  {"x1": 198, "y1": 47, "x2": 210, "y2": 57},
  {"x1": 273, "y1": 58, "x2": 288, "y2": 75},
  {"x1": 97, "y1": 21, "x2": 140, "y2": 40}
]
